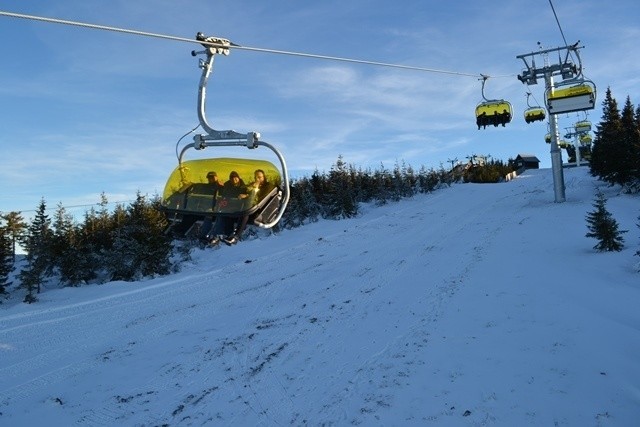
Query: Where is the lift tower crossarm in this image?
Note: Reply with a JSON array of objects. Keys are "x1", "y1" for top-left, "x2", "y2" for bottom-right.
[{"x1": 516, "y1": 42, "x2": 582, "y2": 85}]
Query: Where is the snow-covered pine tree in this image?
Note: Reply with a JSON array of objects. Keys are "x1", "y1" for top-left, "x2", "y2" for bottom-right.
[{"x1": 585, "y1": 190, "x2": 627, "y2": 252}]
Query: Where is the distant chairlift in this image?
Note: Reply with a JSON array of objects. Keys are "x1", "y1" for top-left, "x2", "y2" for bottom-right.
[
  {"x1": 574, "y1": 119, "x2": 592, "y2": 133},
  {"x1": 580, "y1": 133, "x2": 593, "y2": 144},
  {"x1": 475, "y1": 75, "x2": 513, "y2": 129},
  {"x1": 523, "y1": 92, "x2": 546, "y2": 124}
]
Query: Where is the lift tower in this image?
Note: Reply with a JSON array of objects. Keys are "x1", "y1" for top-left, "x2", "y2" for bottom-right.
[{"x1": 516, "y1": 42, "x2": 595, "y2": 202}]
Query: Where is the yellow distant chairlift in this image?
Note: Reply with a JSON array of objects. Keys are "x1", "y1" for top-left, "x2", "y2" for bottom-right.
[
  {"x1": 524, "y1": 107, "x2": 546, "y2": 123},
  {"x1": 523, "y1": 92, "x2": 546, "y2": 124},
  {"x1": 475, "y1": 76, "x2": 513, "y2": 129},
  {"x1": 159, "y1": 33, "x2": 290, "y2": 236},
  {"x1": 580, "y1": 133, "x2": 593, "y2": 144},
  {"x1": 574, "y1": 119, "x2": 592, "y2": 133},
  {"x1": 546, "y1": 79, "x2": 596, "y2": 115}
]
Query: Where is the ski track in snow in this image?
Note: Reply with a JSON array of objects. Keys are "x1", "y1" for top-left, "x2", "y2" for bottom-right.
[{"x1": 1, "y1": 168, "x2": 638, "y2": 426}]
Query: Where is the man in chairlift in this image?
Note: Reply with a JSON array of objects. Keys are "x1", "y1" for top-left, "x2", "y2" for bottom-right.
[
  {"x1": 197, "y1": 171, "x2": 225, "y2": 241},
  {"x1": 206, "y1": 171, "x2": 224, "y2": 189},
  {"x1": 204, "y1": 171, "x2": 248, "y2": 246}
]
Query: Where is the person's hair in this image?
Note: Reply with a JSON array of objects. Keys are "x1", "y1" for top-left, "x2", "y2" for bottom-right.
[{"x1": 254, "y1": 169, "x2": 267, "y2": 183}]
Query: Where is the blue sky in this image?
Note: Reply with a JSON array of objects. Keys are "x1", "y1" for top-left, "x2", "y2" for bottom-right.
[{"x1": 1, "y1": 1, "x2": 639, "y2": 218}]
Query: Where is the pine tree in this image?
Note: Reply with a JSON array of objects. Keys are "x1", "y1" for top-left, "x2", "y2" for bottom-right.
[
  {"x1": 1, "y1": 211, "x2": 26, "y2": 263},
  {"x1": 0, "y1": 224, "x2": 13, "y2": 297},
  {"x1": 51, "y1": 203, "x2": 94, "y2": 286},
  {"x1": 326, "y1": 155, "x2": 358, "y2": 219},
  {"x1": 19, "y1": 199, "x2": 53, "y2": 303},
  {"x1": 282, "y1": 177, "x2": 321, "y2": 229},
  {"x1": 616, "y1": 96, "x2": 638, "y2": 186},
  {"x1": 105, "y1": 193, "x2": 172, "y2": 281},
  {"x1": 373, "y1": 163, "x2": 393, "y2": 205},
  {"x1": 585, "y1": 190, "x2": 627, "y2": 252},
  {"x1": 633, "y1": 105, "x2": 640, "y2": 186},
  {"x1": 417, "y1": 166, "x2": 440, "y2": 193},
  {"x1": 590, "y1": 87, "x2": 622, "y2": 183}
]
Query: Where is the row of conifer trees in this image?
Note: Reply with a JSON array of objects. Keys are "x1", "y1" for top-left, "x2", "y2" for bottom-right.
[
  {"x1": 281, "y1": 156, "x2": 514, "y2": 228},
  {"x1": 1, "y1": 157, "x2": 516, "y2": 302},
  {"x1": 584, "y1": 88, "x2": 640, "y2": 255},
  {"x1": 589, "y1": 87, "x2": 640, "y2": 191},
  {"x1": 1, "y1": 193, "x2": 173, "y2": 303}
]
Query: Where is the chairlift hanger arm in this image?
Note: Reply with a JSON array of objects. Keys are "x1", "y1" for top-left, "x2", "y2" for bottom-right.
[
  {"x1": 479, "y1": 74, "x2": 497, "y2": 102},
  {"x1": 191, "y1": 34, "x2": 248, "y2": 141}
]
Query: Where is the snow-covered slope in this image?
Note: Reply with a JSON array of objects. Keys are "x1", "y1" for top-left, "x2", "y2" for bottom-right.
[{"x1": 1, "y1": 167, "x2": 638, "y2": 426}]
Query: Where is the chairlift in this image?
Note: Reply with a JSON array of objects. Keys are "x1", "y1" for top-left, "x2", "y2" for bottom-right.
[
  {"x1": 475, "y1": 75, "x2": 513, "y2": 129},
  {"x1": 546, "y1": 79, "x2": 596, "y2": 115},
  {"x1": 523, "y1": 92, "x2": 546, "y2": 123},
  {"x1": 159, "y1": 33, "x2": 290, "y2": 237},
  {"x1": 574, "y1": 119, "x2": 592, "y2": 133},
  {"x1": 580, "y1": 133, "x2": 593, "y2": 144}
]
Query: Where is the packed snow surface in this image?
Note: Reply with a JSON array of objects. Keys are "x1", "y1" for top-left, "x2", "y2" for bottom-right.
[{"x1": 1, "y1": 167, "x2": 638, "y2": 426}]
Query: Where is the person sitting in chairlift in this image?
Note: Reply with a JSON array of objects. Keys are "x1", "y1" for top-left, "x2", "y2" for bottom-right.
[
  {"x1": 205, "y1": 171, "x2": 248, "y2": 245},
  {"x1": 222, "y1": 169, "x2": 273, "y2": 246}
]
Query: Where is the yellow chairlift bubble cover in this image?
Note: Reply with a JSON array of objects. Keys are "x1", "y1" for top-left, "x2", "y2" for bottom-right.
[
  {"x1": 575, "y1": 120, "x2": 592, "y2": 132},
  {"x1": 161, "y1": 157, "x2": 281, "y2": 209},
  {"x1": 580, "y1": 134, "x2": 593, "y2": 144},
  {"x1": 475, "y1": 101, "x2": 512, "y2": 117},
  {"x1": 549, "y1": 83, "x2": 594, "y2": 100},
  {"x1": 525, "y1": 108, "x2": 546, "y2": 122}
]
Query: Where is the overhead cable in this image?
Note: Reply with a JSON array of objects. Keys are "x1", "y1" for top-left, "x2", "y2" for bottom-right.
[
  {"x1": 0, "y1": 10, "x2": 514, "y2": 79},
  {"x1": 548, "y1": 0, "x2": 569, "y2": 47}
]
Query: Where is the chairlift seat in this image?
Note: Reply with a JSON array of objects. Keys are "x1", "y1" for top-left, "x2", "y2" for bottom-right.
[
  {"x1": 575, "y1": 120, "x2": 592, "y2": 133},
  {"x1": 475, "y1": 100, "x2": 513, "y2": 129},
  {"x1": 159, "y1": 158, "x2": 283, "y2": 235},
  {"x1": 580, "y1": 134, "x2": 593, "y2": 144},
  {"x1": 546, "y1": 82, "x2": 596, "y2": 115},
  {"x1": 524, "y1": 107, "x2": 546, "y2": 123}
]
